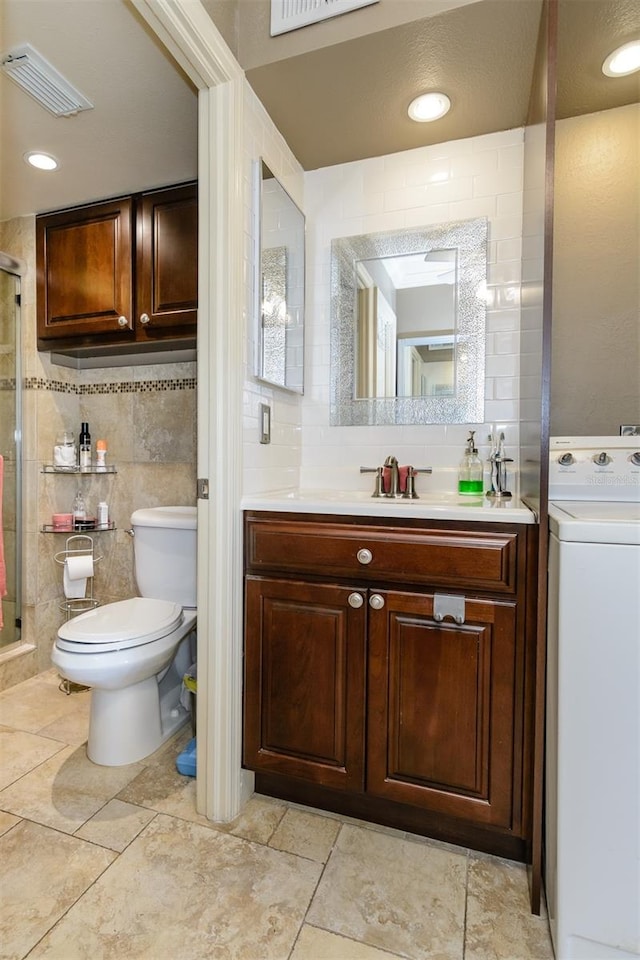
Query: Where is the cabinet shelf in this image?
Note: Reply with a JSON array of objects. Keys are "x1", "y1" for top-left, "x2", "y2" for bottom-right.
[
  {"x1": 42, "y1": 465, "x2": 117, "y2": 475},
  {"x1": 42, "y1": 521, "x2": 116, "y2": 534}
]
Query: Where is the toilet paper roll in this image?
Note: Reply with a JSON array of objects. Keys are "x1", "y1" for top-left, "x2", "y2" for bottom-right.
[{"x1": 63, "y1": 555, "x2": 94, "y2": 599}]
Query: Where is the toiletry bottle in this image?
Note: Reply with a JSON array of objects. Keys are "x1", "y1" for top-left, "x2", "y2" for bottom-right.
[
  {"x1": 79, "y1": 422, "x2": 91, "y2": 470},
  {"x1": 458, "y1": 430, "x2": 483, "y2": 495},
  {"x1": 97, "y1": 501, "x2": 109, "y2": 527},
  {"x1": 72, "y1": 490, "x2": 87, "y2": 525},
  {"x1": 95, "y1": 439, "x2": 107, "y2": 471}
]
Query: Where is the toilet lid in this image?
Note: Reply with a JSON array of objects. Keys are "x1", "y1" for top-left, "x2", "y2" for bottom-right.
[{"x1": 57, "y1": 597, "x2": 183, "y2": 652}]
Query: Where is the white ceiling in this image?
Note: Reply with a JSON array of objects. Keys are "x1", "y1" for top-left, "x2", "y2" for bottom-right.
[{"x1": 0, "y1": 0, "x2": 198, "y2": 220}]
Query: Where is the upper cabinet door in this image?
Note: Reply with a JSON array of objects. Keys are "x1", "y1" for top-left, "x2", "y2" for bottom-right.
[
  {"x1": 136, "y1": 183, "x2": 198, "y2": 338},
  {"x1": 37, "y1": 197, "x2": 134, "y2": 343}
]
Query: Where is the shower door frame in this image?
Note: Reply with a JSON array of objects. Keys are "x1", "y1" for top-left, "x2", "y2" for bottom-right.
[{"x1": 0, "y1": 252, "x2": 24, "y2": 654}]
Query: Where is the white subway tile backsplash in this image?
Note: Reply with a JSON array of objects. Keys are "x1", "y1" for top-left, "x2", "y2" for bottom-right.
[{"x1": 243, "y1": 113, "x2": 529, "y2": 494}]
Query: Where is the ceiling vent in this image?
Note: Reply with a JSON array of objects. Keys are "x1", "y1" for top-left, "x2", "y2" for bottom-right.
[
  {"x1": 271, "y1": 0, "x2": 379, "y2": 36},
  {"x1": 1, "y1": 44, "x2": 93, "y2": 117}
]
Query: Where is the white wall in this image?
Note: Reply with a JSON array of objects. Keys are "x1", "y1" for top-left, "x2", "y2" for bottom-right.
[
  {"x1": 302, "y1": 128, "x2": 526, "y2": 494},
  {"x1": 242, "y1": 83, "x2": 305, "y2": 495}
]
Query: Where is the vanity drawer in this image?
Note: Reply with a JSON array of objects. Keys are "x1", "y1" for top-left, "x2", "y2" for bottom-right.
[{"x1": 245, "y1": 515, "x2": 518, "y2": 593}]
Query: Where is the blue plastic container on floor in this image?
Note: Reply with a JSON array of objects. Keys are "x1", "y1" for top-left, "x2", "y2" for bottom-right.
[{"x1": 176, "y1": 736, "x2": 197, "y2": 777}]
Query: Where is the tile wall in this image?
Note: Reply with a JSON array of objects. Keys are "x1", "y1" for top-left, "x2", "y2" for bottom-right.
[
  {"x1": 301, "y1": 128, "x2": 526, "y2": 495},
  {"x1": 0, "y1": 216, "x2": 197, "y2": 692}
]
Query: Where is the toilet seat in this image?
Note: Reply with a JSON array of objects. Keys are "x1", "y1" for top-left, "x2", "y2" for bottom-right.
[{"x1": 56, "y1": 597, "x2": 184, "y2": 654}]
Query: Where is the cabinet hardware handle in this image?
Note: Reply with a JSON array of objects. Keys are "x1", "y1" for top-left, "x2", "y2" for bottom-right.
[
  {"x1": 369, "y1": 594, "x2": 385, "y2": 610},
  {"x1": 348, "y1": 592, "x2": 364, "y2": 609},
  {"x1": 357, "y1": 548, "x2": 373, "y2": 565},
  {"x1": 139, "y1": 313, "x2": 151, "y2": 325},
  {"x1": 117, "y1": 316, "x2": 129, "y2": 328}
]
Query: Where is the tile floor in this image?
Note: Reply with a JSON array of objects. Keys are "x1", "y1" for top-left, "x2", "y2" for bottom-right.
[{"x1": 0, "y1": 670, "x2": 554, "y2": 960}]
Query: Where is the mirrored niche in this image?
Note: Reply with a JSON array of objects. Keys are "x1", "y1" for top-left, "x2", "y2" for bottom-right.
[
  {"x1": 254, "y1": 160, "x2": 305, "y2": 394},
  {"x1": 330, "y1": 217, "x2": 487, "y2": 425}
]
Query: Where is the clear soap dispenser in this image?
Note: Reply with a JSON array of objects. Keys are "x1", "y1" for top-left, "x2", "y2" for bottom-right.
[{"x1": 458, "y1": 430, "x2": 483, "y2": 495}]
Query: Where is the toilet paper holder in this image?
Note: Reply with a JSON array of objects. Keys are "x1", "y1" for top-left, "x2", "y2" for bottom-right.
[{"x1": 55, "y1": 535, "x2": 102, "y2": 619}]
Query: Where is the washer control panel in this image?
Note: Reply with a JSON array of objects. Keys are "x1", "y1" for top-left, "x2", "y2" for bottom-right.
[{"x1": 549, "y1": 436, "x2": 640, "y2": 501}]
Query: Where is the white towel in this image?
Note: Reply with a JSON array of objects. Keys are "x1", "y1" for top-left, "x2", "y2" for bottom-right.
[{"x1": 63, "y1": 555, "x2": 94, "y2": 600}]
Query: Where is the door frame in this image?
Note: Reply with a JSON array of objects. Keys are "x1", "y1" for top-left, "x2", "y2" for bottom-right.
[{"x1": 131, "y1": 0, "x2": 253, "y2": 819}]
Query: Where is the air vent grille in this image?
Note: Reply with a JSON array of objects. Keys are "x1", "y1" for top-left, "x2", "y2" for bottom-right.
[
  {"x1": 1, "y1": 44, "x2": 93, "y2": 117},
  {"x1": 271, "y1": 0, "x2": 379, "y2": 36}
]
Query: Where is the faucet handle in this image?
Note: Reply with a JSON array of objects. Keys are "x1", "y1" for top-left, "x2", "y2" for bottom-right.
[{"x1": 403, "y1": 468, "x2": 419, "y2": 500}]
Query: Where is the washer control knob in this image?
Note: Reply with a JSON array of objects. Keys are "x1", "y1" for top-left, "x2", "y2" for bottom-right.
[
  {"x1": 630, "y1": 452, "x2": 640, "y2": 466},
  {"x1": 593, "y1": 452, "x2": 612, "y2": 466},
  {"x1": 357, "y1": 548, "x2": 373, "y2": 565},
  {"x1": 348, "y1": 593, "x2": 364, "y2": 609},
  {"x1": 558, "y1": 453, "x2": 575, "y2": 465}
]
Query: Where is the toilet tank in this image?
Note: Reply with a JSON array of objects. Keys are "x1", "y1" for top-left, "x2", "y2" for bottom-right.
[{"x1": 131, "y1": 506, "x2": 197, "y2": 607}]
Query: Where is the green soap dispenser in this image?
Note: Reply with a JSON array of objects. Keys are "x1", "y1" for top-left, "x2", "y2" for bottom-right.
[{"x1": 458, "y1": 431, "x2": 483, "y2": 495}]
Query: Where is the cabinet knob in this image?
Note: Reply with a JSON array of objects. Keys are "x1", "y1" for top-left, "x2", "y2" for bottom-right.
[
  {"x1": 117, "y1": 315, "x2": 129, "y2": 328},
  {"x1": 139, "y1": 313, "x2": 151, "y2": 325},
  {"x1": 348, "y1": 592, "x2": 364, "y2": 609},
  {"x1": 369, "y1": 594, "x2": 385, "y2": 610},
  {"x1": 357, "y1": 548, "x2": 373, "y2": 565}
]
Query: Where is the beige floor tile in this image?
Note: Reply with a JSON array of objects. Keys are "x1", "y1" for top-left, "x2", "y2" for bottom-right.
[
  {"x1": 0, "y1": 674, "x2": 85, "y2": 734},
  {"x1": 74, "y1": 798, "x2": 157, "y2": 852},
  {"x1": 0, "y1": 725, "x2": 66, "y2": 789},
  {"x1": 269, "y1": 808, "x2": 341, "y2": 863},
  {"x1": 118, "y1": 760, "x2": 287, "y2": 844},
  {"x1": 0, "y1": 809, "x2": 19, "y2": 835},
  {"x1": 465, "y1": 856, "x2": 554, "y2": 960},
  {"x1": 28, "y1": 813, "x2": 322, "y2": 960},
  {"x1": 0, "y1": 818, "x2": 115, "y2": 960},
  {"x1": 0, "y1": 742, "x2": 145, "y2": 834},
  {"x1": 307, "y1": 823, "x2": 467, "y2": 960},
  {"x1": 37, "y1": 693, "x2": 91, "y2": 745},
  {"x1": 291, "y1": 924, "x2": 405, "y2": 959}
]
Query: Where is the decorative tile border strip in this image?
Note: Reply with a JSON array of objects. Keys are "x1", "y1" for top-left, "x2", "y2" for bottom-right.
[{"x1": 24, "y1": 377, "x2": 196, "y2": 394}]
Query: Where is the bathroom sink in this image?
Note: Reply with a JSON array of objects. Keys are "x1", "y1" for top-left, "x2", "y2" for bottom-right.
[{"x1": 241, "y1": 488, "x2": 536, "y2": 524}]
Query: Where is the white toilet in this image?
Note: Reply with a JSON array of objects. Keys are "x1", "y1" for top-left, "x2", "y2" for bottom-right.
[{"x1": 51, "y1": 506, "x2": 197, "y2": 766}]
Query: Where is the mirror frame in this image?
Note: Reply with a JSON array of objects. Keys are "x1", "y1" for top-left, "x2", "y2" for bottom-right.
[
  {"x1": 254, "y1": 159, "x2": 305, "y2": 395},
  {"x1": 330, "y1": 217, "x2": 487, "y2": 425}
]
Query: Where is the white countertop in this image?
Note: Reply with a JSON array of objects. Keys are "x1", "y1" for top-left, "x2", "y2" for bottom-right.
[{"x1": 241, "y1": 489, "x2": 537, "y2": 524}]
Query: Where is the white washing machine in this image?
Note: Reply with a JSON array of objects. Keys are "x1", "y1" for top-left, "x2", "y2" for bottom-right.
[{"x1": 546, "y1": 436, "x2": 640, "y2": 960}]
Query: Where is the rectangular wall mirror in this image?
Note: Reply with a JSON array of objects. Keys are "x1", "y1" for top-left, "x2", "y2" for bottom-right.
[
  {"x1": 254, "y1": 160, "x2": 305, "y2": 394},
  {"x1": 331, "y1": 217, "x2": 487, "y2": 425}
]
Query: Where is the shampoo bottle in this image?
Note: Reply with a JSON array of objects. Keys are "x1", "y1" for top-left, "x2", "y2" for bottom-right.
[
  {"x1": 79, "y1": 422, "x2": 91, "y2": 470},
  {"x1": 458, "y1": 431, "x2": 483, "y2": 495}
]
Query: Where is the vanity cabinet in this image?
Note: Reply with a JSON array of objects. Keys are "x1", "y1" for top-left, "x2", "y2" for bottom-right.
[
  {"x1": 244, "y1": 511, "x2": 537, "y2": 860},
  {"x1": 36, "y1": 182, "x2": 197, "y2": 352}
]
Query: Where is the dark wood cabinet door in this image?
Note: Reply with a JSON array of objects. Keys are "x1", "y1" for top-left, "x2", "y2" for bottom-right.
[
  {"x1": 37, "y1": 197, "x2": 134, "y2": 343},
  {"x1": 136, "y1": 183, "x2": 197, "y2": 338},
  {"x1": 367, "y1": 590, "x2": 517, "y2": 828},
  {"x1": 244, "y1": 576, "x2": 366, "y2": 791}
]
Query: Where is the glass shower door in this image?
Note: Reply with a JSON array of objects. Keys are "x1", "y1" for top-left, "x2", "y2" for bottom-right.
[{"x1": 0, "y1": 267, "x2": 21, "y2": 647}]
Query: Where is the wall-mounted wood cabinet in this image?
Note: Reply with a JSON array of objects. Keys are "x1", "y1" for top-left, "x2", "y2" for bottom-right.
[
  {"x1": 243, "y1": 511, "x2": 538, "y2": 861},
  {"x1": 36, "y1": 182, "x2": 197, "y2": 354}
]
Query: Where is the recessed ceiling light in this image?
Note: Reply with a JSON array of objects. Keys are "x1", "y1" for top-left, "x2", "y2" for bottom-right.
[
  {"x1": 408, "y1": 92, "x2": 451, "y2": 123},
  {"x1": 24, "y1": 151, "x2": 59, "y2": 171},
  {"x1": 602, "y1": 40, "x2": 640, "y2": 77}
]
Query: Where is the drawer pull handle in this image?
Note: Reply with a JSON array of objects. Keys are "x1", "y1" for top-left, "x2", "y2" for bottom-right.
[
  {"x1": 117, "y1": 315, "x2": 129, "y2": 328},
  {"x1": 357, "y1": 548, "x2": 373, "y2": 565},
  {"x1": 348, "y1": 592, "x2": 364, "y2": 609},
  {"x1": 433, "y1": 593, "x2": 466, "y2": 625},
  {"x1": 369, "y1": 594, "x2": 385, "y2": 610},
  {"x1": 139, "y1": 312, "x2": 151, "y2": 325}
]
